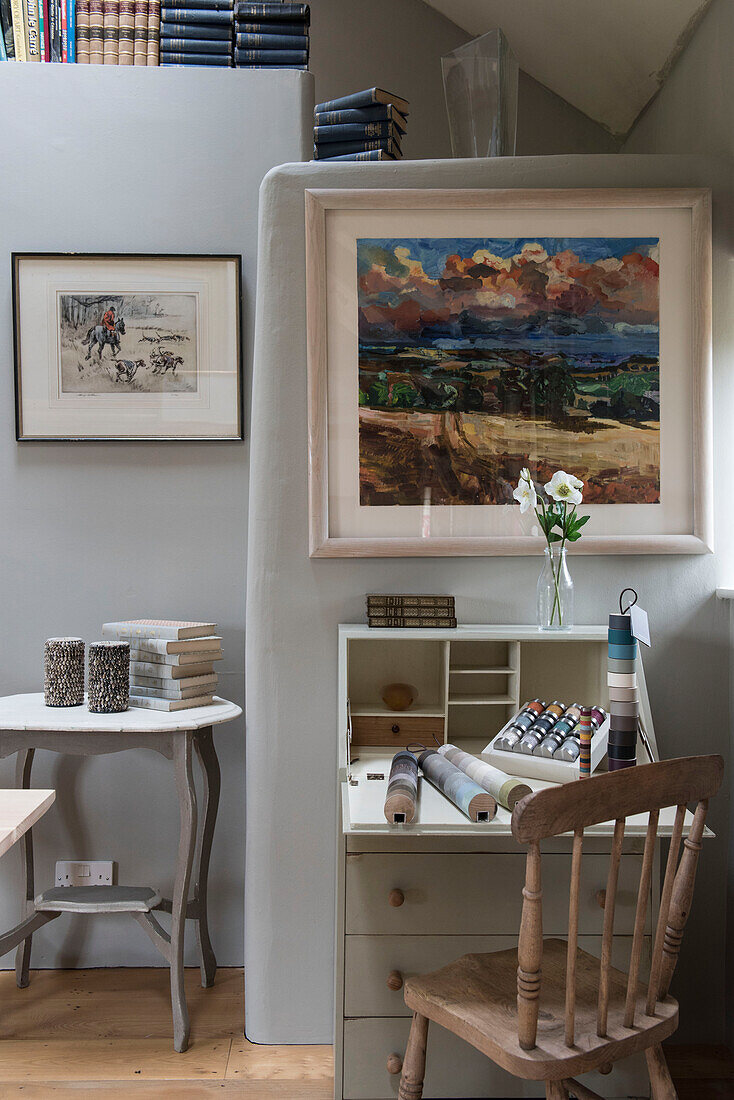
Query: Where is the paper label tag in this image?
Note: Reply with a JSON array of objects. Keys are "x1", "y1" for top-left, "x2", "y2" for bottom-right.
[{"x1": 629, "y1": 604, "x2": 651, "y2": 647}]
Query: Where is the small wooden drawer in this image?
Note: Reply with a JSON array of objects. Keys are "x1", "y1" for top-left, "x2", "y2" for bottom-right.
[
  {"x1": 350, "y1": 715, "x2": 444, "y2": 748},
  {"x1": 345, "y1": 853, "x2": 644, "y2": 936},
  {"x1": 344, "y1": 934, "x2": 651, "y2": 1018},
  {"x1": 342, "y1": 1017, "x2": 649, "y2": 1099}
]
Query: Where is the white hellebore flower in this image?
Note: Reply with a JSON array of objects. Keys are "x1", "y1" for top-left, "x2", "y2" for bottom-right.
[
  {"x1": 545, "y1": 470, "x2": 584, "y2": 505},
  {"x1": 512, "y1": 467, "x2": 538, "y2": 514}
]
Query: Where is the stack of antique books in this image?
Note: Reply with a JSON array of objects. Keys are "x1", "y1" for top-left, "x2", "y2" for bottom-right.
[
  {"x1": 159, "y1": 0, "x2": 233, "y2": 67},
  {"x1": 101, "y1": 619, "x2": 222, "y2": 710},
  {"x1": 366, "y1": 594, "x2": 456, "y2": 628},
  {"x1": 313, "y1": 87, "x2": 409, "y2": 161},
  {"x1": 233, "y1": 2, "x2": 308, "y2": 69}
]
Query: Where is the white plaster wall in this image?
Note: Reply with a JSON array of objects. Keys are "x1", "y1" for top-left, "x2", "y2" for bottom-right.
[
  {"x1": 246, "y1": 155, "x2": 731, "y2": 1045},
  {"x1": 0, "y1": 64, "x2": 312, "y2": 969}
]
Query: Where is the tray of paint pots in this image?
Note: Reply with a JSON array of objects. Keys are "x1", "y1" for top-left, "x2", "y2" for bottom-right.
[{"x1": 481, "y1": 712, "x2": 610, "y2": 784}]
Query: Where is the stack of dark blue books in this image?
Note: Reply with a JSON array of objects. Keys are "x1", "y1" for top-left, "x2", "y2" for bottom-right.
[
  {"x1": 313, "y1": 88, "x2": 410, "y2": 161},
  {"x1": 160, "y1": 0, "x2": 234, "y2": 65},
  {"x1": 233, "y1": 2, "x2": 309, "y2": 68}
]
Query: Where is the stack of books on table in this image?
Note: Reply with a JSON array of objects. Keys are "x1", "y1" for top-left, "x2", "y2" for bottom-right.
[
  {"x1": 233, "y1": 2, "x2": 308, "y2": 69},
  {"x1": 366, "y1": 595, "x2": 456, "y2": 629},
  {"x1": 160, "y1": 0, "x2": 233, "y2": 66},
  {"x1": 101, "y1": 619, "x2": 222, "y2": 710},
  {"x1": 313, "y1": 87, "x2": 409, "y2": 161}
]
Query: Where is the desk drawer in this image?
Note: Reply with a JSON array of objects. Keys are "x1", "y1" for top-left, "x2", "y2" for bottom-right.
[
  {"x1": 345, "y1": 853, "x2": 643, "y2": 935},
  {"x1": 342, "y1": 1017, "x2": 649, "y2": 1099},
  {"x1": 350, "y1": 715, "x2": 444, "y2": 747},
  {"x1": 344, "y1": 934, "x2": 651, "y2": 1017}
]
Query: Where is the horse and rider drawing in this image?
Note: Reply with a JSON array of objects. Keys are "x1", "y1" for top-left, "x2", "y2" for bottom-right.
[{"x1": 61, "y1": 292, "x2": 197, "y2": 395}]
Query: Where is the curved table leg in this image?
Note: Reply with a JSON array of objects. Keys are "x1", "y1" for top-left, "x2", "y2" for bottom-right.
[
  {"x1": 193, "y1": 727, "x2": 220, "y2": 988},
  {"x1": 15, "y1": 748, "x2": 36, "y2": 989},
  {"x1": 171, "y1": 733, "x2": 197, "y2": 1053}
]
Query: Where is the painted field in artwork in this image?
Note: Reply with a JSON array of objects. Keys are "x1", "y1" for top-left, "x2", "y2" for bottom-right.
[{"x1": 357, "y1": 237, "x2": 660, "y2": 506}]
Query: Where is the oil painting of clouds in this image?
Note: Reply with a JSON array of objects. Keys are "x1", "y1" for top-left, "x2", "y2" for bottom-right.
[{"x1": 357, "y1": 237, "x2": 660, "y2": 508}]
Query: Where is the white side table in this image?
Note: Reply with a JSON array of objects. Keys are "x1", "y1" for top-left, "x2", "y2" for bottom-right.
[{"x1": 0, "y1": 693, "x2": 241, "y2": 1053}]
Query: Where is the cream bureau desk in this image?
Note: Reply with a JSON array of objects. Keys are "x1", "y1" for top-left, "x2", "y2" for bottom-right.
[{"x1": 334, "y1": 624, "x2": 700, "y2": 1100}]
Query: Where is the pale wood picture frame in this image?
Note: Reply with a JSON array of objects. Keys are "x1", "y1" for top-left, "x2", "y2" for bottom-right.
[{"x1": 306, "y1": 188, "x2": 712, "y2": 557}]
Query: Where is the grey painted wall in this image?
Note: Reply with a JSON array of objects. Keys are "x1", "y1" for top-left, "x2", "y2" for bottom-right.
[
  {"x1": 622, "y1": 0, "x2": 734, "y2": 1047},
  {"x1": 0, "y1": 64, "x2": 312, "y2": 969},
  {"x1": 308, "y1": 0, "x2": 614, "y2": 159},
  {"x1": 246, "y1": 154, "x2": 731, "y2": 1045}
]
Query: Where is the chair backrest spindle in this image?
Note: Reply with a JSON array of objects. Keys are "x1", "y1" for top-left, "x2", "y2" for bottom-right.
[
  {"x1": 624, "y1": 807, "x2": 659, "y2": 1028},
  {"x1": 564, "y1": 827, "x2": 583, "y2": 1047},
  {"x1": 597, "y1": 817, "x2": 625, "y2": 1037},
  {"x1": 510, "y1": 756, "x2": 723, "y2": 1053}
]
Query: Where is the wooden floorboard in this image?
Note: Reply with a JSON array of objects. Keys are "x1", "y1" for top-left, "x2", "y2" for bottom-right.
[{"x1": 0, "y1": 967, "x2": 728, "y2": 1098}]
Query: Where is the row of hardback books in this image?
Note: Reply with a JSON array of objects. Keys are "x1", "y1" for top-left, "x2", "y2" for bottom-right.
[
  {"x1": 0, "y1": 0, "x2": 161, "y2": 63},
  {"x1": 158, "y1": 0, "x2": 309, "y2": 69},
  {"x1": 366, "y1": 593, "x2": 457, "y2": 629},
  {"x1": 102, "y1": 619, "x2": 222, "y2": 710},
  {"x1": 313, "y1": 87, "x2": 409, "y2": 162}
]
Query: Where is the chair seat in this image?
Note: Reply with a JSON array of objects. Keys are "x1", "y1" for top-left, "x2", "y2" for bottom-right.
[{"x1": 403, "y1": 939, "x2": 679, "y2": 1082}]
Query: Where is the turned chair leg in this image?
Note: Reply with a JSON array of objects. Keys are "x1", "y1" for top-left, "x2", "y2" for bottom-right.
[
  {"x1": 646, "y1": 1044, "x2": 677, "y2": 1100},
  {"x1": 546, "y1": 1081, "x2": 569, "y2": 1099},
  {"x1": 398, "y1": 1012, "x2": 429, "y2": 1100}
]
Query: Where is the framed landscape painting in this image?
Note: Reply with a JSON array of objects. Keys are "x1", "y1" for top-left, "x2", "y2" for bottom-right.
[
  {"x1": 306, "y1": 188, "x2": 712, "y2": 556},
  {"x1": 13, "y1": 253, "x2": 242, "y2": 440}
]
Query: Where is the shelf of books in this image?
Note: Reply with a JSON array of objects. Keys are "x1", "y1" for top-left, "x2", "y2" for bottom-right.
[{"x1": 0, "y1": 0, "x2": 310, "y2": 68}]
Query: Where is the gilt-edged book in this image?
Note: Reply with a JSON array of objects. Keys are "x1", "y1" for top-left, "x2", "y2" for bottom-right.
[
  {"x1": 161, "y1": 34, "x2": 229, "y2": 49},
  {"x1": 235, "y1": 30, "x2": 306, "y2": 47},
  {"x1": 318, "y1": 149, "x2": 396, "y2": 162},
  {"x1": 314, "y1": 121, "x2": 401, "y2": 145},
  {"x1": 161, "y1": 50, "x2": 231, "y2": 61},
  {"x1": 367, "y1": 594, "x2": 455, "y2": 608},
  {"x1": 161, "y1": 5, "x2": 232, "y2": 21},
  {"x1": 315, "y1": 104, "x2": 408, "y2": 133},
  {"x1": 102, "y1": 619, "x2": 217, "y2": 641},
  {"x1": 315, "y1": 87, "x2": 409, "y2": 117},
  {"x1": 368, "y1": 617, "x2": 458, "y2": 628},
  {"x1": 130, "y1": 660, "x2": 216, "y2": 679},
  {"x1": 169, "y1": 0, "x2": 232, "y2": 7},
  {"x1": 132, "y1": 0, "x2": 146, "y2": 61},
  {"x1": 313, "y1": 137, "x2": 400, "y2": 159},
  {"x1": 160, "y1": 19, "x2": 230, "y2": 36},
  {"x1": 130, "y1": 647, "x2": 222, "y2": 665},
  {"x1": 234, "y1": 46, "x2": 305, "y2": 62},
  {"x1": 234, "y1": 2, "x2": 309, "y2": 22},
  {"x1": 132, "y1": 672, "x2": 218, "y2": 691},
  {"x1": 129, "y1": 693, "x2": 215, "y2": 711},
  {"x1": 236, "y1": 19, "x2": 306, "y2": 34}
]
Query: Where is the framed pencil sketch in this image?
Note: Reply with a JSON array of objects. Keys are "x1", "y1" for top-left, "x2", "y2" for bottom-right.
[
  {"x1": 305, "y1": 188, "x2": 712, "y2": 556},
  {"x1": 13, "y1": 253, "x2": 243, "y2": 441}
]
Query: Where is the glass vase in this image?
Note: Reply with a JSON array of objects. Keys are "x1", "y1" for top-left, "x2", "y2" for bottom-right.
[
  {"x1": 536, "y1": 546, "x2": 574, "y2": 631},
  {"x1": 441, "y1": 29, "x2": 519, "y2": 158}
]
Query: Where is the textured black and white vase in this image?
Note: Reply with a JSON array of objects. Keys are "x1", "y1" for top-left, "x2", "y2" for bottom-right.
[
  {"x1": 88, "y1": 641, "x2": 130, "y2": 713},
  {"x1": 44, "y1": 637, "x2": 85, "y2": 707}
]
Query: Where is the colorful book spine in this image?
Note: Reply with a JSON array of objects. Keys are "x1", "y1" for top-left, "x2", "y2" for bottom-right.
[
  {"x1": 1, "y1": 0, "x2": 16, "y2": 57},
  {"x1": 102, "y1": 0, "x2": 117, "y2": 60},
  {"x1": 160, "y1": 49, "x2": 229, "y2": 62},
  {"x1": 314, "y1": 137, "x2": 398, "y2": 158},
  {"x1": 27, "y1": 0, "x2": 42, "y2": 57},
  {"x1": 10, "y1": 0, "x2": 26, "y2": 58},
  {"x1": 160, "y1": 19, "x2": 229, "y2": 37},
  {"x1": 132, "y1": 0, "x2": 145, "y2": 61},
  {"x1": 161, "y1": 5, "x2": 231, "y2": 20},
  {"x1": 160, "y1": 33, "x2": 227, "y2": 50},
  {"x1": 38, "y1": 0, "x2": 46, "y2": 57},
  {"x1": 145, "y1": 0, "x2": 158, "y2": 62},
  {"x1": 88, "y1": 0, "x2": 103, "y2": 59},
  {"x1": 0, "y1": 20, "x2": 5, "y2": 53},
  {"x1": 117, "y1": 0, "x2": 133, "y2": 60},
  {"x1": 67, "y1": 0, "x2": 75, "y2": 58},
  {"x1": 235, "y1": 31, "x2": 306, "y2": 47},
  {"x1": 234, "y1": 2, "x2": 308, "y2": 20},
  {"x1": 60, "y1": 0, "x2": 67, "y2": 59}
]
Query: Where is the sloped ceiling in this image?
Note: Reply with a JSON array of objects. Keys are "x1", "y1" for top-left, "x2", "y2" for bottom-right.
[{"x1": 424, "y1": 0, "x2": 712, "y2": 137}]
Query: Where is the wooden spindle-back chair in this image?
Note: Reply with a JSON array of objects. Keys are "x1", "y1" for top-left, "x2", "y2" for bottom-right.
[{"x1": 398, "y1": 755, "x2": 723, "y2": 1100}]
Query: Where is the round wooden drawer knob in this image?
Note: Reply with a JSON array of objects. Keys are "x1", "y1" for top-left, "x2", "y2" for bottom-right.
[
  {"x1": 388, "y1": 888, "x2": 405, "y2": 908},
  {"x1": 386, "y1": 1053, "x2": 403, "y2": 1075},
  {"x1": 386, "y1": 970, "x2": 403, "y2": 991},
  {"x1": 596, "y1": 889, "x2": 607, "y2": 909},
  {"x1": 391, "y1": 723, "x2": 400, "y2": 734}
]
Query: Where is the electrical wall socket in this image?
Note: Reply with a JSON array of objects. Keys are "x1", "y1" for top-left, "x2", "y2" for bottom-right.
[{"x1": 55, "y1": 861, "x2": 116, "y2": 888}]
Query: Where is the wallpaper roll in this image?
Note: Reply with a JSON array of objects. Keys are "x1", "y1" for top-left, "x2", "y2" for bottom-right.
[
  {"x1": 439, "y1": 744, "x2": 527, "y2": 811},
  {"x1": 383, "y1": 750, "x2": 418, "y2": 824},
  {"x1": 418, "y1": 749, "x2": 496, "y2": 822}
]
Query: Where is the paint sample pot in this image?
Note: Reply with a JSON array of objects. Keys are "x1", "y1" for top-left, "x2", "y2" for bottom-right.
[
  {"x1": 608, "y1": 657, "x2": 638, "y2": 674},
  {"x1": 608, "y1": 643, "x2": 638, "y2": 661}
]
